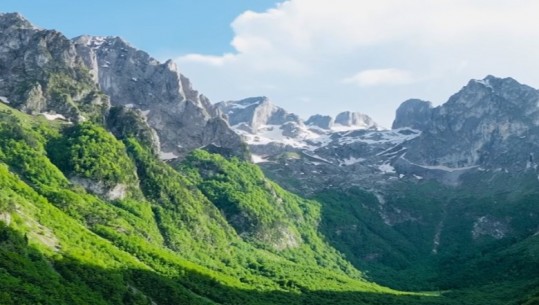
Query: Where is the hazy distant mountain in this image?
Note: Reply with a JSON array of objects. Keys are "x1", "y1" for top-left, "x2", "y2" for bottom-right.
[{"x1": 1, "y1": 12, "x2": 539, "y2": 305}]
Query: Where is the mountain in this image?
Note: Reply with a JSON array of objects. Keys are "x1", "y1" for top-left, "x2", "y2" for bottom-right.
[
  {"x1": 0, "y1": 12, "x2": 444, "y2": 305},
  {"x1": 0, "y1": 12, "x2": 245, "y2": 160},
  {"x1": 395, "y1": 75, "x2": 539, "y2": 173},
  {"x1": 225, "y1": 75, "x2": 539, "y2": 303},
  {"x1": 0, "y1": 13, "x2": 107, "y2": 122},
  {"x1": 215, "y1": 96, "x2": 382, "y2": 164},
  {"x1": 1, "y1": 12, "x2": 539, "y2": 305}
]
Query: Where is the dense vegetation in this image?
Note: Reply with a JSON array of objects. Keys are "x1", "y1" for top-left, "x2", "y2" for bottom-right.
[
  {"x1": 0, "y1": 102, "x2": 538, "y2": 304},
  {"x1": 0, "y1": 104, "x2": 439, "y2": 304},
  {"x1": 314, "y1": 181, "x2": 539, "y2": 304}
]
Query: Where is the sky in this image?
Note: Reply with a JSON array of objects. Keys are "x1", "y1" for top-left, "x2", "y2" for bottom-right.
[{"x1": 3, "y1": 1, "x2": 539, "y2": 128}]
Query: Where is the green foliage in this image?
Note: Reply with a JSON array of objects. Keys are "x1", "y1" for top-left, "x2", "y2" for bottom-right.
[
  {"x1": 46, "y1": 72, "x2": 108, "y2": 122},
  {"x1": 0, "y1": 103, "x2": 537, "y2": 304},
  {"x1": 314, "y1": 180, "x2": 539, "y2": 303},
  {"x1": 48, "y1": 123, "x2": 137, "y2": 187},
  {"x1": 180, "y1": 149, "x2": 362, "y2": 276}
]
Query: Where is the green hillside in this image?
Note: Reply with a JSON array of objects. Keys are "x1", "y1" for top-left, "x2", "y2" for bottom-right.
[
  {"x1": 314, "y1": 181, "x2": 539, "y2": 304},
  {"x1": 0, "y1": 104, "x2": 441, "y2": 304}
]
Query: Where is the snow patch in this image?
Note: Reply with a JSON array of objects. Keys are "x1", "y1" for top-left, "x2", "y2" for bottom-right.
[
  {"x1": 230, "y1": 101, "x2": 259, "y2": 109},
  {"x1": 415, "y1": 164, "x2": 478, "y2": 172},
  {"x1": 473, "y1": 78, "x2": 493, "y2": 89},
  {"x1": 159, "y1": 151, "x2": 177, "y2": 160},
  {"x1": 251, "y1": 154, "x2": 268, "y2": 163},
  {"x1": 338, "y1": 128, "x2": 421, "y2": 146},
  {"x1": 235, "y1": 124, "x2": 321, "y2": 149},
  {"x1": 378, "y1": 163, "x2": 396, "y2": 174},
  {"x1": 303, "y1": 152, "x2": 332, "y2": 163},
  {"x1": 340, "y1": 157, "x2": 365, "y2": 166},
  {"x1": 0, "y1": 96, "x2": 10, "y2": 104},
  {"x1": 331, "y1": 123, "x2": 373, "y2": 132},
  {"x1": 40, "y1": 112, "x2": 66, "y2": 121},
  {"x1": 87, "y1": 36, "x2": 105, "y2": 49}
]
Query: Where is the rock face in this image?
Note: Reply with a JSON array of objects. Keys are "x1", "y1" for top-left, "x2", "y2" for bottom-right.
[
  {"x1": 334, "y1": 111, "x2": 379, "y2": 130},
  {"x1": 397, "y1": 76, "x2": 539, "y2": 172},
  {"x1": 217, "y1": 76, "x2": 539, "y2": 194},
  {"x1": 73, "y1": 35, "x2": 245, "y2": 158},
  {"x1": 305, "y1": 114, "x2": 333, "y2": 129},
  {"x1": 217, "y1": 97, "x2": 302, "y2": 131},
  {"x1": 216, "y1": 97, "x2": 382, "y2": 154},
  {"x1": 0, "y1": 13, "x2": 108, "y2": 121},
  {"x1": 0, "y1": 13, "x2": 245, "y2": 160},
  {"x1": 392, "y1": 99, "x2": 432, "y2": 130}
]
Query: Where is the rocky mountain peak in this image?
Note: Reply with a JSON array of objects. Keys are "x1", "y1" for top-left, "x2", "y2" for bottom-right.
[
  {"x1": 0, "y1": 12, "x2": 36, "y2": 31},
  {"x1": 216, "y1": 97, "x2": 301, "y2": 131},
  {"x1": 436, "y1": 75, "x2": 539, "y2": 123},
  {"x1": 0, "y1": 15, "x2": 106, "y2": 122},
  {"x1": 334, "y1": 111, "x2": 379, "y2": 130},
  {"x1": 305, "y1": 114, "x2": 333, "y2": 130},
  {"x1": 392, "y1": 99, "x2": 432, "y2": 130},
  {"x1": 397, "y1": 75, "x2": 539, "y2": 174},
  {"x1": 73, "y1": 33, "x2": 244, "y2": 158},
  {"x1": 0, "y1": 13, "x2": 245, "y2": 160}
]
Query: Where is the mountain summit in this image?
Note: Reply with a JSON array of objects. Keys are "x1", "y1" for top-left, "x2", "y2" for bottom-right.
[
  {"x1": 396, "y1": 75, "x2": 539, "y2": 171},
  {"x1": 0, "y1": 13, "x2": 245, "y2": 159},
  {"x1": 1, "y1": 12, "x2": 539, "y2": 305}
]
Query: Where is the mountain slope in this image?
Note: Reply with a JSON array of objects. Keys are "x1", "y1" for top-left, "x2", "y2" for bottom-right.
[
  {"x1": 0, "y1": 89, "x2": 439, "y2": 304},
  {"x1": 229, "y1": 76, "x2": 539, "y2": 304},
  {"x1": 1, "y1": 11, "x2": 539, "y2": 305},
  {"x1": 0, "y1": 12, "x2": 245, "y2": 160}
]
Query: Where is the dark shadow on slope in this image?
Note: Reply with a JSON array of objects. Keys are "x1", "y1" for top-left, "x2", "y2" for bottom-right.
[
  {"x1": 314, "y1": 187, "x2": 441, "y2": 291},
  {"x1": 0, "y1": 222, "x2": 449, "y2": 305},
  {"x1": 313, "y1": 185, "x2": 539, "y2": 304}
]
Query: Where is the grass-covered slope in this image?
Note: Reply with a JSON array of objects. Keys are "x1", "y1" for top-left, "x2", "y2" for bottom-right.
[
  {"x1": 0, "y1": 104, "x2": 442, "y2": 304},
  {"x1": 314, "y1": 181, "x2": 539, "y2": 304}
]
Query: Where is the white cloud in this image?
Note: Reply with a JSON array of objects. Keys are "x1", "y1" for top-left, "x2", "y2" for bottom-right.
[
  {"x1": 175, "y1": 0, "x2": 539, "y2": 128},
  {"x1": 343, "y1": 69, "x2": 414, "y2": 87},
  {"x1": 177, "y1": 53, "x2": 236, "y2": 66}
]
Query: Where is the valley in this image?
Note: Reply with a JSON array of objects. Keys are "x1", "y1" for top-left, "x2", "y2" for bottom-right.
[{"x1": 0, "y1": 12, "x2": 538, "y2": 305}]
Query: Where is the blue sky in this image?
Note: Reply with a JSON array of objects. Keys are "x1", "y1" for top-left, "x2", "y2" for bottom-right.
[
  {"x1": 3, "y1": 1, "x2": 539, "y2": 127},
  {"x1": 2, "y1": 0, "x2": 278, "y2": 56}
]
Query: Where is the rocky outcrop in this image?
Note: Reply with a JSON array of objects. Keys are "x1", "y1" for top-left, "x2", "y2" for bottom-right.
[
  {"x1": 73, "y1": 35, "x2": 245, "y2": 159},
  {"x1": 106, "y1": 106, "x2": 161, "y2": 153},
  {"x1": 305, "y1": 114, "x2": 333, "y2": 129},
  {"x1": 334, "y1": 111, "x2": 379, "y2": 130},
  {"x1": 392, "y1": 99, "x2": 432, "y2": 130},
  {"x1": 70, "y1": 176, "x2": 128, "y2": 201},
  {"x1": 216, "y1": 96, "x2": 302, "y2": 131},
  {"x1": 0, "y1": 13, "x2": 245, "y2": 160},
  {"x1": 0, "y1": 13, "x2": 108, "y2": 121},
  {"x1": 398, "y1": 76, "x2": 539, "y2": 171}
]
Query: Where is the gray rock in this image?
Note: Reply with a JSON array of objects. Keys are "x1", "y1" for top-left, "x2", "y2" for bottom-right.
[
  {"x1": 0, "y1": 13, "x2": 108, "y2": 122},
  {"x1": 392, "y1": 99, "x2": 432, "y2": 130},
  {"x1": 0, "y1": 12, "x2": 247, "y2": 161},
  {"x1": 400, "y1": 75, "x2": 539, "y2": 172},
  {"x1": 334, "y1": 111, "x2": 379, "y2": 130},
  {"x1": 305, "y1": 114, "x2": 333, "y2": 129},
  {"x1": 73, "y1": 35, "x2": 245, "y2": 159},
  {"x1": 216, "y1": 96, "x2": 302, "y2": 130},
  {"x1": 0, "y1": 13, "x2": 246, "y2": 160}
]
